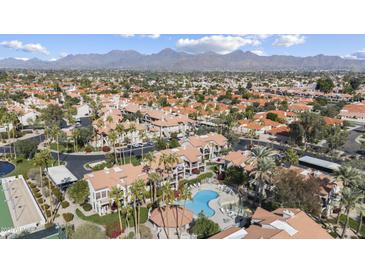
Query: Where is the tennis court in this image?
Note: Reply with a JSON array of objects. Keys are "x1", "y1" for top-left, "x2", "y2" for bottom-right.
[{"x1": 0, "y1": 182, "x2": 14, "y2": 231}]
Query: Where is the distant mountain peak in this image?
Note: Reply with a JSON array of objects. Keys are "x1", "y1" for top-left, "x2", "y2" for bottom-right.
[{"x1": 1, "y1": 48, "x2": 365, "y2": 71}]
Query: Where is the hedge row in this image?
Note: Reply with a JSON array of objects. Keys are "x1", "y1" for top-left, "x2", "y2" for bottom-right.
[{"x1": 180, "y1": 172, "x2": 214, "y2": 186}]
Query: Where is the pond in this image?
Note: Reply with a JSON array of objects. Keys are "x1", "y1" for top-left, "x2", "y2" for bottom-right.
[{"x1": 0, "y1": 161, "x2": 15, "y2": 177}]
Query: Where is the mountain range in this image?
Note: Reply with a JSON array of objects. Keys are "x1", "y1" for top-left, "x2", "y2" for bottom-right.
[{"x1": 1, "y1": 49, "x2": 365, "y2": 71}]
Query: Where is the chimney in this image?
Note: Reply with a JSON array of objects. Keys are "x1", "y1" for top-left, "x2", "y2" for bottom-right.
[{"x1": 283, "y1": 209, "x2": 294, "y2": 219}]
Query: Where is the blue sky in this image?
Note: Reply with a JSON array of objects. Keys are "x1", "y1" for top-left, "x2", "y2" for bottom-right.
[{"x1": 0, "y1": 34, "x2": 365, "y2": 60}]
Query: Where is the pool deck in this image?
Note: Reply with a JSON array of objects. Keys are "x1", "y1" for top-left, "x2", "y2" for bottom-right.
[{"x1": 189, "y1": 182, "x2": 239, "y2": 230}]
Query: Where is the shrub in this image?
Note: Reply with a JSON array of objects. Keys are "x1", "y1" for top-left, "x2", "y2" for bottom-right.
[
  {"x1": 35, "y1": 192, "x2": 42, "y2": 199},
  {"x1": 63, "y1": 213, "x2": 74, "y2": 222},
  {"x1": 46, "y1": 210, "x2": 51, "y2": 218},
  {"x1": 43, "y1": 204, "x2": 50, "y2": 210},
  {"x1": 82, "y1": 203, "x2": 92, "y2": 211},
  {"x1": 37, "y1": 198, "x2": 44, "y2": 204},
  {"x1": 124, "y1": 231, "x2": 135, "y2": 239},
  {"x1": 84, "y1": 145, "x2": 93, "y2": 153},
  {"x1": 105, "y1": 222, "x2": 123, "y2": 238},
  {"x1": 102, "y1": 146, "x2": 111, "y2": 152},
  {"x1": 139, "y1": 224, "x2": 153, "y2": 239},
  {"x1": 61, "y1": 201, "x2": 70, "y2": 208}
]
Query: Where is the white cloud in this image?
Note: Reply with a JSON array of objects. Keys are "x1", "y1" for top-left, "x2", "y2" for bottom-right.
[
  {"x1": 119, "y1": 34, "x2": 160, "y2": 39},
  {"x1": 14, "y1": 57, "x2": 30, "y2": 61},
  {"x1": 119, "y1": 34, "x2": 135, "y2": 37},
  {"x1": 0, "y1": 40, "x2": 49, "y2": 55},
  {"x1": 346, "y1": 48, "x2": 365, "y2": 60},
  {"x1": 60, "y1": 52, "x2": 68, "y2": 58},
  {"x1": 142, "y1": 34, "x2": 160, "y2": 39},
  {"x1": 250, "y1": 49, "x2": 266, "y2": 56},
  {"x1": 273, "y1": 34, "x2": 306, "y2": 47},
  {"x1": 176, "y1": 35, "x2": 261, "y2": 54}
]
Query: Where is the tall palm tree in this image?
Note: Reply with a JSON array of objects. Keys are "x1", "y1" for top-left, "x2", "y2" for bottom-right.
[
  {"x1": 356, "y1": 203, "x2": 365, "y2": 235},
  {"x1": 340, "y1": 187, "x2": 363, "y2": 238},
  {"x1": 335, "y1": 166, "x2": 362, "y2": 224},
  {"x1": 9, "y1": 112, "x2": 19, "y2": 159},
  {"x1": 34, "y1": 149, "x2": 53, "y2": 222},
  {"x1": 130, "y1": 179, "x2": 145, "y2": 238},
  {"x1": 128, "y1": 123, "x2": 137, "y2": 161},
  {"x1": 50, "y1": 125, "x2": 61, "y2": 165},
  {"x1": 108, "y1": 130, "x2": 118, "y2": 164},
  {"x1": 140, "y1": 130, "x2": 148, "y2": 160},
  {"x1": 250, "y1": 157, "x2": 276, "y2": 207},
  {"x1": 160, "y1": 182, "x2": 175, "y2": 239},
  {"x1": 72, "y1": 128, "x2": 80, "y2": 152},
  {"x1": 159, "y1": 152, "x2": 179, "y2": 187},
  {"x1": 178, "y1": 181, "x2": 192, "y2": 238},
  {"x1": 122, "y1": 204, "x2": 133, "y2": 236},
  {"x1": 116, "y1": 124, "x2": 126, "y2": 164},
  {"x1": 109, "y1": 186, "x2": 124, "y2": 237},
  {"x1": 148, "y1": 172, "x2": 162, "y2": 204}
]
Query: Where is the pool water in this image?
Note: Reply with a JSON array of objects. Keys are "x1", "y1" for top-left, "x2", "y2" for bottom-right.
[
  {"x1": 183, "y1": 190, "x2": 218, "y2": 217},
  {"x1": 0, "y1": 161, "x2": 15, "y2": 177}
]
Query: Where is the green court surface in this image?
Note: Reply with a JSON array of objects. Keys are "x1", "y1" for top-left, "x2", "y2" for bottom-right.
[{"x1": 0, "y1": 183, "x2": 14, "y2": 231}]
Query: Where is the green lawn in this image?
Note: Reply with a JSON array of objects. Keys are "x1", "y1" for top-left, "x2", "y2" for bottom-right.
[
  {"x1": 7, "y1": 159, "x2": 35, "y2": 178},
  {"x1": 76, "y1": 207, "x2": 148, "y2": 228},
  {"x1": 0, "y1": 183, "x2": 14, "y2": 230},
  {"x1": 339, "y1": 214, "x2": 365, "y2": 238}
]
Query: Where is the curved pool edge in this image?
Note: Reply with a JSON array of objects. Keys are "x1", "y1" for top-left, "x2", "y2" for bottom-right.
[{"x1": 0, "y1": 161, "x2": 15, "y2": 177}]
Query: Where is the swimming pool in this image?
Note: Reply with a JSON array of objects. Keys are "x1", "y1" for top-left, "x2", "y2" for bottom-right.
[
  {"x1": 183, "y1": 190, "x2": 218, "y2": 217},
  {"x1": 0, "y1": 161, "x2": 15, "y2": 177}
]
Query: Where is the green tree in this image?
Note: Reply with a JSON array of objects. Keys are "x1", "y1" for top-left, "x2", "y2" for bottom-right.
[
  {"x1": 190, "y1": 213, "x2": 220, "y2": 239},
  {"x1": 283, "y1": 147, "x2": 299, "y2": 166},
  {"x1": 316, "y1": 77, "x2": 334, "y2": 93},
  {"x1": 272, "y1": 170, "x2": 322, "y2": 216},
  {"x1": 67, "y1": 179, "x2": 90, "y2": 205},
  {"x1": 223, "y1": 166, "x2": 247, "y2": 187},
  {"x1": 109, "y1": 186, "x2": 124, "y2": 238}
]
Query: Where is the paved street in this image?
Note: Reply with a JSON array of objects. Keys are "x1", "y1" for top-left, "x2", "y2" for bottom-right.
[
  {"x1": 54, "y1": 144, "x2": 155, "y2": 179},
  {"x1": 342, "y1": 126, "x2": 365, "y2": 155}
]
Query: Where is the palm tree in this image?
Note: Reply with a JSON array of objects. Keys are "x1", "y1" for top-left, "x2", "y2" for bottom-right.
[
  {"x1": 122, "y1": 204, "x2": 133, "y2": 236},
  {"x1": 335, "y1": 166, "x2": 362, "y2": 223},
  {"x1": 72, "y1": 128, "x2": 80, "y2": 152},
  {"x1": 340, "y1": 187, "x2": 363, "y2": 238},
  {"x1": 50, "y1": 125, "x2": 61, "y2": 165},
  {"x1": 34, "y1": 149, "x2": 53, "y2": 221},
  {"x1": 178, "y1": 181, "x2": 192, "y2": 238},
  {"x1": 250, "y1": 157, "x2": 276, "y2": 207},
  {"x1": 160, "y1": 182, "x2": 175, "y2": 239},
  {"x1": 9, "y1": 112, "x2": 19, "y2": 159},
  {"x1": 148, "y1": 172, "x2": 162, "y2": 204},
  {"x1": 159, "y1": 152, "x2": 179, "y2": 186},
  {"x1": 335, "y1": 166, "x2": 362, "y2": 188},
  {"x1": 109, "y1": 186, "x2": 124, "y2": 237},
  {"x1": 130, "y1": 179, "x2": 145, "y2": 238},
  {"x1": 356, "y1": 203, "x2": 365, "y2": 235},
  {"x1": 247, "y1": 145, "x2": 275, "y2": 166},
  {"x1": 139, "y1": 130, "x2": 148, "y2": 160},
  {"x1": 116, "y1": 124, "x2": 126, "y2": 164},
  {"x1": 128, "y1": 123, "x2": 137, "y2": 161},
  {"x1": 108, "y1": 130, "x2": 118, "y2": 164}
]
